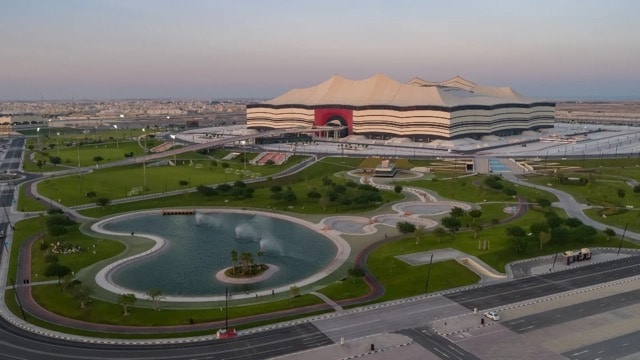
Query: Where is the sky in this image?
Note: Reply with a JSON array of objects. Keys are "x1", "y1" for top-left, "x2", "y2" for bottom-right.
[{"x1": 1, "y1": 0, "x2": 640, "y2": 101}]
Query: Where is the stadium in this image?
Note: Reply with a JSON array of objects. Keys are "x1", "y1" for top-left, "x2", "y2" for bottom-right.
[{"x1": 246, "y1": 74, "x2": 555, "y2": 140}]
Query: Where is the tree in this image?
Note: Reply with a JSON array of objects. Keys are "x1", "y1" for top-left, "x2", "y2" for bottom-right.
[
  {"x1": 28, "y1": 144, "x2": 35, "y2": 151},
  {"x1": 413, "y1": 225, "x2": 426, "y2": 245},
  {"x1": 396, "y1": 221, "x2": 416, "y2": 235},
  {"x1": 146, "y1": 289, "x2": 164, "y2": 311},
  {"x1": 178, "y1": 180, "x2": 189, "y2": 187},
  {"x1": 240, "y1": 251, "x2": 254, "y2": 273},
  {"x1": 289, "y1": 285, "x2": 300, "y2": 299},
  {"x1": 394, "y1": 184, "x2": 403, "y2": 194},
  {"x1": 44, "y1": 254, "x2": 59, "y2": 264},
  {"x1": 506, "y1": 226, "x2": 528, "y2": 253},
  {"x1": 49, "y1": 225, "x2": 68, "y2": 241},
  {"x1": 36, "y1": 160, "x2": 43, "y2": 169},
  {"x1": 44, "y1": 263, "x2": 72, "y2": 284},
  {"x1": 347, "y1": 265, "x2": 365, "y2": 284},
  {"x1": 49, "y1": 156, "x2": 62, "y2": 165},
  {"x1": 282, "y1": 189, "x2": 297, "y2": 204},
  {"x1": 441, "y1": 216, "x2": 461, "y2": 237},
  {"x1": 536, "y1": 197, "x2": 552, "y2": 208},
  {"x1": 96, "y1": 197, "x2": 111, "y2": 209},
  {"x1": 564, "y1": 217, "x2": 584, "y2": 228},
  {"x1": 433, "y1": 226, "x2": 448, "y2": 244},
  {"x1": 538, "y1": 231, "x2": 551, "y2": 250},
  {"x1": 72, "y1": 284, "x2": 94, "y2": 308},
  {"x1": 604, "y1": 228, "x2": 616, "y2": 242},
  {"x1": 117, "y1": 293, "x2": 137, "y2": 316},
  {"x1": 506, "y1": 226, "x2": 527, "y2": 238},
  {"x1": 472, "y1": 223, "x2": 483, "y2": 240},
  {"x1": 468, "y1": 209, "x2": 482, "y2": 224},
  {"x1": 449, "y1": 206, "x2": 465, "y2": 217},
  {"x1": 85, "y1": 191, "x2": 97, "y2": 199},
  {"x1": 307, "y1": 190, "x2": 321, "y2": 199},
  {"x1": 617, "y1": 188, "x2": 626, "y2": 201},
  {"x1": 92, "y1": 155, "x2": 104, "y2": 165},
  {"x1": 230, "y1": 250, "x2": 238, "y2": 274},
  {"x1": 633, "y1": 185, "x2": 640, "y2": 194}
]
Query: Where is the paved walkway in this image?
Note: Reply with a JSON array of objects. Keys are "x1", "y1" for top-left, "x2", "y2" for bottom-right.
[{"x1": 310, "y1": 292, "x2": 343, "y2": 312}]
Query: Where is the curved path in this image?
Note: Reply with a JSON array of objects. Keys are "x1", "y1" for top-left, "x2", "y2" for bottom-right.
[{"x1": 502, "y1": 173, "x2": 640, "y2": 242}]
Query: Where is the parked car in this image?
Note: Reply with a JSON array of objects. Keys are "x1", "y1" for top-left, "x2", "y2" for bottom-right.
[{"x1": 484, "y1": 311, "x2": 500, "y2": 321}]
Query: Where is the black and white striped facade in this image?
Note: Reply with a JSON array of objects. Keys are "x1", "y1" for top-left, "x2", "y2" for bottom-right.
[{"x1": 247, "y1": 75, "x2": 554, "y2": 140}]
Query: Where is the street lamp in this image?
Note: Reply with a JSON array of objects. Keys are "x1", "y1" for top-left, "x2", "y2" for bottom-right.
[
  {"x1": 113, "y1": 124, "x2": 119, "y2": 148},
  {"x1": 170, "y1": 134, "x2": 177, "y2": 166},
  {"x1": 240, "y1": 140, "x2": 247, "y2": 171},
  {"x1": 36, "y1": 127, "x2": 40, "y2": 150},
  {"x1": 142, "y1": 129, "x2": 147, "y2": 190},
  {"x1": 56, "y1": 132, "x2": 60, "y2": 157}
]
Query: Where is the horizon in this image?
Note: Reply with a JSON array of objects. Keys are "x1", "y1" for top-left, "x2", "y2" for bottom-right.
[{"x1": 2, "y1": 1, "x2": 640, "y2": 101}]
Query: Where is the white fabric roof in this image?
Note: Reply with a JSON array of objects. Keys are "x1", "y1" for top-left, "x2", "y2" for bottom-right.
[{"x1": 264, "y1": 74, "x2": 534, "y2": 107}]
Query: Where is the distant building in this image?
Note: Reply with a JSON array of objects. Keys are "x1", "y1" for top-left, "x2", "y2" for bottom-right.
[{"x1": 247, "y1": 74, "x2": 555, "y2": 140}]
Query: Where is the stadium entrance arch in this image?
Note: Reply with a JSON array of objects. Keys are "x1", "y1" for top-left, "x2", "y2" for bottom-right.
[{"x1": 313, "y1": 108, "x2": 353, "y2": 138}]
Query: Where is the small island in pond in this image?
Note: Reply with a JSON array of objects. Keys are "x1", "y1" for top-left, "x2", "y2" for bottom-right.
[{"x1": 215, "y1": 249, "x2": 280, "y2": 284}]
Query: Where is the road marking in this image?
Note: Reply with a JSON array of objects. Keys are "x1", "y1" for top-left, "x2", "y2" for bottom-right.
[
  {"x1": 518, "y1": 326, "x2": 535, "y2": 331},
  {"x1": 432, "y1": 346, "x2": 451, "y2": 358},
  {"x1": 572, "y1": 350, "x2": 589, "y2": 356}
]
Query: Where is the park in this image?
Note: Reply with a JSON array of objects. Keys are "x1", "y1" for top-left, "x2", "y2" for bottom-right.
[{"x1": 4, "y1": 127, "x2": 640, "y2": 339}]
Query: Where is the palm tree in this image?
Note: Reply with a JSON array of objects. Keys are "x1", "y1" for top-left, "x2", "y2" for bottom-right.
[
  {"x1": 230, "y1": 250, "x2": 238, "y2": 274},
  {"x1": 240, "y1": 251, "x2": 253, "y2": 274}
]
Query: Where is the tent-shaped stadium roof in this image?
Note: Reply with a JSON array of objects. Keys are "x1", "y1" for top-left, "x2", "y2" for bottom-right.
[{"x1": 263, "y1": 74, "x2": 533, "y2": 108}]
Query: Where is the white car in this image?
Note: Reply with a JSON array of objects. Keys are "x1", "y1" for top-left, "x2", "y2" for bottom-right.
[{"x1": 484, "y1": 311, "x2": 500, "y2": 321}]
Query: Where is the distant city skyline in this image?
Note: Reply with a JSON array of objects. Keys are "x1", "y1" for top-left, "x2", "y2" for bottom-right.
[{"x1": 2, "y1": 0, "x2": 639, "y2": 101}]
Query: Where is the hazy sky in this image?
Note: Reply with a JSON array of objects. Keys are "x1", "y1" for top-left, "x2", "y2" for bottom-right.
[{"x1": 2, "y1": 0, "x2": 639, "y2": 100}]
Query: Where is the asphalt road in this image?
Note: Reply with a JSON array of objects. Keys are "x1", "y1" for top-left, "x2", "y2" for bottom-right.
[
  {"x1": 445, "y1": 256, "x2": 640, "y2": 310},
  {"x1": 0, "y1": 321, "x2": 332, "y2": 360},
  {"x1": 563, "y1": 330, "x2": 640, "y2": 360},
  {"x1": 503, "y1": 288, "x2": 640, "y2": 334},
  {"x1": 398, "y1": 327, "x2": 481, "y2": 360}
]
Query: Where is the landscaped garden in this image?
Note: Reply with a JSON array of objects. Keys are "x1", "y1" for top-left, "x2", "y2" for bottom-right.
[{"x1": 8, "y1": 141, "x2": 640, "y2": 338}]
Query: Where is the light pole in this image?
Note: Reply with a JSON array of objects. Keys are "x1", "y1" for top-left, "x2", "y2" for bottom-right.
[
  {"x1": 36, "y1": 127, "x2": 40, "y2": 150},
  {"x1": 170, "y1": 134, "x2": 177, "y2": 166},
  {"x1": 76, "y1": 142, "x2": 81, "y2": 167},
  {"x1": 56, "y1": 132, "x2": 60, "y2": 157},
  {"x1": 240, "y1": 140, "x2": 246, "y2": 171},
  {"x1": 142, "y1": 128, "x2": 147, "y2": 190},
  {"x1": 113, "y1": 124, "x2": 119, "y2": 148},
  {"x1": 48, "y1": 118, "x2": 51, "y2": 136}
]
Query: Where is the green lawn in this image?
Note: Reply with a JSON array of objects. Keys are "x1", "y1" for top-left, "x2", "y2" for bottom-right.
[
  {"x1": 17, "y1": 184, "x2": 48, "y2": 212},
  {"x1": 36, "y1": 156, "x2": 300, "y2": 207},
  {"x1": 403, "y1": 174, "x2": 558, "y2": 203}
]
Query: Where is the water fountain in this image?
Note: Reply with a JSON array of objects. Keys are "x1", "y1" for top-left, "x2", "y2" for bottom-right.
[{"x1": 96, "y1": 210, "x2": 341, "y2": 297}]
